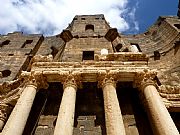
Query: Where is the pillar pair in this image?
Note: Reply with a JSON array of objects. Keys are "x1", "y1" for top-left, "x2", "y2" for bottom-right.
[{"x1": 54, "y1": 75, "x2": 126, "y2": 135}]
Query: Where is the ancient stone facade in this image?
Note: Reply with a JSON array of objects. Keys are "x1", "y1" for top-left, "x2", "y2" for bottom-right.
[{"x1": 0, "y1": 7, "x2": 180, "y2": 135}]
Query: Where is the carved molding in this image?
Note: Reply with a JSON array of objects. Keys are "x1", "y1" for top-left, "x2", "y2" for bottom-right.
[{"x1": 134, "y1": 69, "x2": 157, "y2": 91}]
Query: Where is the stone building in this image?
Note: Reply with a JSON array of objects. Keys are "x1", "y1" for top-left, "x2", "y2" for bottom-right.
[{"x1": 0, "y1": 5, "x2": 180, "y2": 135}]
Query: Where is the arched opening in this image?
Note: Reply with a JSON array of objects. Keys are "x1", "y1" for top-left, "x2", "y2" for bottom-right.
[{"x1": 85, "y1": 24, "x2": 94, "y2": 31}]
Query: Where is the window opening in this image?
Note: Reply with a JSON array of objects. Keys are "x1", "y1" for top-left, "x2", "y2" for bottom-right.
[
  {"x1": 85, "y1": 24, "x2": 94, "y2": 31},
  {"x1": 21, "y1": 40, "x2": 33, "y2": 48},
  {"x1": 82, "y1": 51, "x2": 94, "y2": 60},
  {"x1": 0, "y1": 40, "x2": 10, "y2": 47},
  {"x1": 154, "y1": 50, "x2": 160, "y2": 60}
]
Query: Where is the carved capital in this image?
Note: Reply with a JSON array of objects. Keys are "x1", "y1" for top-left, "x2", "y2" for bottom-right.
[
  {"x1": 63, "y1": 72, "x2": 82, "y2": 90},
  {"x1": 98, "y1": 70, "x2": 117, "y2": 89},
  {"x1": 0, "y1": 104, "x2": 12, "y2": 122},
  {"x1": 21, "y1": 71, "x2": 49, "y2": 90},
  {"x1": 134, "y1": 69, "x2": 157, "y2": 91}
]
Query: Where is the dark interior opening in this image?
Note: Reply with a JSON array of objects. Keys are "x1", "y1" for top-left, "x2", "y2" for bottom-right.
[
  {"x1": 23, "y1": 82, "x2": 63, "y2": 135},
  {"x1": 50, "y1": 46, "x2": 59, "y2": 58},
  {"x1": 154, "y1": 50, "x2": 160, "y2": 60},
  {"x1": 116, "y1": 82, "x2": 153, "y2": 135},
  {"x1": 1, "y1": 70, "x2": 11, "y2": 77},
  {"x1": 115, "y1": 43, "x2": 123, "y2": 52},
  {"x1": 74, "y1": 82, "x2": 105, "y2": 134},
  {"x1": 21, "y1": 40, "x2": 33, "y2": 48},
  {"x1": 85, "y1": 24, "x2": 94, "y2": 31},
  {"x1": 82, "y1": 51, "x2": 94, "y2": 60},
  {"x1": 174, "y1": 24, "x2": 180, "y2": 29},
  {"x1": 170, "y1": 112, "x2": 180, "y2": 132},
  {"x1": 0, "y1": 40, "x2": 10, "y2": 47}
]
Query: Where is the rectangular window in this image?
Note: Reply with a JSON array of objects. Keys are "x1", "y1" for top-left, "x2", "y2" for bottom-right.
[
  {"x1": 154, "y1": 51, "x2": 160, "y2": 60},
  {"x1": 82, "y1": 51, "x2": 94, "y2": 60}
]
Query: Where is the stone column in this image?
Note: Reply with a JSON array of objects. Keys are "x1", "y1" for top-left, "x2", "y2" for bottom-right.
[
  {"x1": 101, "y1": 77, "x2": 126, "y2": 135},
  {"x1": 1, "y1": 84, "x2": 37, "y2": 135},
  {"x1": 54, "y1": 77, "x2": 77, "y2": 135},
  {"x1": 136, "y1": 71, "x2": 179, "y2": 135}
]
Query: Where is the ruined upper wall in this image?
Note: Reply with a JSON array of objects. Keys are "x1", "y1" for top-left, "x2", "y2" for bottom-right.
[{"x1": 0, "y1": 32, "x2": 44, "y2": 83}]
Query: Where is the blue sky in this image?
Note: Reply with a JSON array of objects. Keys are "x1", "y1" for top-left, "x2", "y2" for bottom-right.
[
  {"x1": 0, "y1": 0, "x2": 179, "y2": 36},
  {"x1": 125, "y1": 0, "x2": 179, "y2": 34}
]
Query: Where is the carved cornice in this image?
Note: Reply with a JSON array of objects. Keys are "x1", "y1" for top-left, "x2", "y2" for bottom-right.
[{"x1": 134, "y1": 69, "x2": 157, "y2": 91}]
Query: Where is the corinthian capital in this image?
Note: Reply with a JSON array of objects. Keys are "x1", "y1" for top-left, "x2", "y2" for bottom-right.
[
  {"x1": 63, "y1": 72, "x2": 82, "y2": 90},
  {"x1": 21, "y1": 71, "x2": 49, "y2": 90},
  {"x1": 98, "y1": 70, "x2": 117, "y2": 89},
  {"x1": 134, "y1": 69, "x2": 157, "y2": 91}
]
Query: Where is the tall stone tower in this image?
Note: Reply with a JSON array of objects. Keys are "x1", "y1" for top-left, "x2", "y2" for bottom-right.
[{"x1": 0, "y1": 6, "x2": 180, "y2": 135}]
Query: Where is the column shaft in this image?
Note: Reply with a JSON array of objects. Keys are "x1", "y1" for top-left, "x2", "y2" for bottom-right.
[
  {"x1": 143, "y1": 85, "x2": 179, "y2": 135},
  {"x1": 2, "y1": 85, "x2": 37, "y2": 135},
  {"x1": 103, "y1": 83, "x2": 126, "y2": 135},
  {"x1": 0, "y1": 120, "x2": 4, "y2": 131},
  {"x1": 54, "y1": 85, "x2": 76, "y2": 135}
]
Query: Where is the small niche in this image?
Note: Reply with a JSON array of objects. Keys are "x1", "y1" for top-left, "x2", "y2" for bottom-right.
[
  {"x1": 8, "y1": 54, "x2": 14, "y2": 56},
  {"x1": 21, "y1": 40, "x2": 33, "y2": 48}
]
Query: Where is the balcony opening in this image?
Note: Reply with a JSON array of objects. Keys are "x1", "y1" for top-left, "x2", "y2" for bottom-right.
[{"x1": 83, "y1": 51, "x2": 94, "y2": 60}]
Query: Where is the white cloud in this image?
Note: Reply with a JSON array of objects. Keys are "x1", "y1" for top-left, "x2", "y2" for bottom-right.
[{"x1": 0, "y1": 0, "x2": 139, "y2": 36}]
